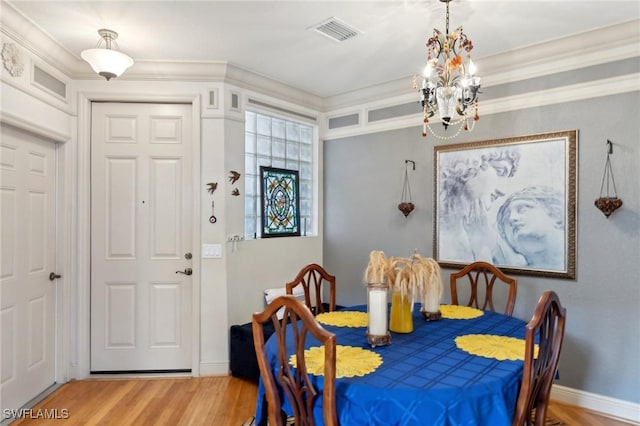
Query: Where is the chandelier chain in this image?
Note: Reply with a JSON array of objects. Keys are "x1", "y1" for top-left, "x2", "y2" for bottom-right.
[{"x1": 445, "y1": 1, "x2": 450, "y2": 35}]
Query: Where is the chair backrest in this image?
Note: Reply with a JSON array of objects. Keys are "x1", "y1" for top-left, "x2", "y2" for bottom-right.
[
  {"x1": 253, "y1": 295, "x2": 338, "y2": 426},
  {"x1": 512, "y1": 291, "x2": 567, "y2": 426},
  {"x1": 450, "y1": 261, "x2": 518, "y2": 315},
  {"x1": 286, "y1": 263, "x2": 336, "y2": 315}
]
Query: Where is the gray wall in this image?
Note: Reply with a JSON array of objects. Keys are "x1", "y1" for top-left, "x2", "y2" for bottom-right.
[{"x1": 323, "y1": 91, "x2": 640, "y2": 403}]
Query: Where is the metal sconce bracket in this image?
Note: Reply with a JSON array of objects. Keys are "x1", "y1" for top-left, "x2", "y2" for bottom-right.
[
  {"x1": 398, "y1": 160, "x2": 416, "y2": 217},
  {"x1": 594, "y1": 139, "x2": 623, "y2": 218}
]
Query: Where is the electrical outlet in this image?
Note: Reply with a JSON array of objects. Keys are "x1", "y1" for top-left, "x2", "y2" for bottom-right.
[{"x1": 202, "y1": 243, "x2": 222, "y2": 258}]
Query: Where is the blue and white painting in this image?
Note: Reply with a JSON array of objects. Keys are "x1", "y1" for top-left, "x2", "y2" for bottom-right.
[{"x1": 435, "y1": 131, "x2": 577, "y2": 277}]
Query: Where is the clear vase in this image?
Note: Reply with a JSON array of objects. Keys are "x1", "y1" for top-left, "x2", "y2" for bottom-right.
[
  {"x1": 389, "y1": 289, "x2": 413, "y2": 333},
  {"x1": 366, "y1": 283, "x2": 391, "y2": 347}
]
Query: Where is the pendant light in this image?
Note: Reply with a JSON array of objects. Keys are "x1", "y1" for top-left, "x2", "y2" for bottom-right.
[{"x1": 81, "y1": 29, "x2": 134, "y2": 81}]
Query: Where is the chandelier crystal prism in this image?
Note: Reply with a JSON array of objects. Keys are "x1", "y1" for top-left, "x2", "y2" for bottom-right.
[
  {"x1": 81, "y1": 29, "x2": 134, "y2": 81},
  {"x1": 414, "y1": 0, "x2": 481, "y2": 139}
]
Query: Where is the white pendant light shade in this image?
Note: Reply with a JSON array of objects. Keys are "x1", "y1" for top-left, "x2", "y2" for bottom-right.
[
  {"x1": 81, "y1": 48, "x2": 133, "y2": 80},
  {"x1": 81, "y1": 29, "x2": 134, "y2": 81}
]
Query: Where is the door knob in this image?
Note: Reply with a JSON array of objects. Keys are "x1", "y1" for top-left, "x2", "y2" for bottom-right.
[
  {"x1": 176, "y1": 268, "x2": 193, "y2": 276},
  {"x1": 49, "y1": 272, "x2": 62, "y2": 281}
]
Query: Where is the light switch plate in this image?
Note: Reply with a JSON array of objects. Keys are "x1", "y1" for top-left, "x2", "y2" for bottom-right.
[{"x1": 202, "y1": 243, "x2": 222, "y2": 258}]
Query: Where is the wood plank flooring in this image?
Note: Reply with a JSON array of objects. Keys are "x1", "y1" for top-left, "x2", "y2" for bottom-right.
[{"x1": 8, "y1": 376, "x2": 633, "y2": 425}]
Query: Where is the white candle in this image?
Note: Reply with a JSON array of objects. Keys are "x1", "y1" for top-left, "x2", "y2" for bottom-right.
[
  {"x1": 368, "y1": 288, "x2": 387, "y2": 336},
  {"x1": 424, "y1": 291, "x2": 440, "y2": 313}
]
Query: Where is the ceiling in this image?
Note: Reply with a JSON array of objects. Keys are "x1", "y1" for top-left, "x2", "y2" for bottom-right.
[{"x1": 6, "y1": 1, "x2": 640, "y2": 98}]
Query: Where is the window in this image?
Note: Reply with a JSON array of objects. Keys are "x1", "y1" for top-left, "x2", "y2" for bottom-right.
[{"x1": 245, "y1": 111, "x2": 315, "y2": 238}]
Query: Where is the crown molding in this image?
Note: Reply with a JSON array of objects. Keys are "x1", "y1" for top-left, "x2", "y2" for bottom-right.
[
  {"x1": 1, "y1": 1, "x2": 325, "y2": 111},
  {"x1": 323, "y1": 19, "x2": 640, "y2": 111},
  {"x1": 477, "y1": 19, "x2": 640, "y2": 87},
  {"x1": 1, "y1": 2, "x2": 76, "y2": 76},
  {"x1": 2, "y1": 1, "x2": 638, "y2": 116}
]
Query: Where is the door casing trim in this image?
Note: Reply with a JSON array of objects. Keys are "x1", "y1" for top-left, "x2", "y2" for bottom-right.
[{"x1": 73, "y1": 92, "x2": 202, "y2": 379}]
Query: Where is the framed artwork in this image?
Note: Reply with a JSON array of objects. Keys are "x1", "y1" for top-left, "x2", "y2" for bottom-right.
[
  {"x1": 260, "y1": 166, "x2": 301, "y2": 238},
  {"x1": 434, "y1": 130, "x2": 577, "y2": 279}
]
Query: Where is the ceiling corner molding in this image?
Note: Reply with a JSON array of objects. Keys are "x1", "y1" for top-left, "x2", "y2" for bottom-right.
[
  {"x1": 1, "y1": 1, "x2": 76, "y2": 77},
  {"x1": 223, "y1": 63, "x2": 324, "y2": 112},
  {"x1": 108, "y1": 60, "x2": 231, "y2": 82},
  {"x1": 323, "y1": 19, "x2": 640, "y2": 112},
  {"x1": 479, "y1": 19, "x2": 640, "y2": 87}
]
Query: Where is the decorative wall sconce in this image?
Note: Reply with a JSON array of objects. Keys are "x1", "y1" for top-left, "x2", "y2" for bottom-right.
[
  {"x1": 595, "y1": 139, "x2": 623, "y2": 218},
  {"x1": 398, "y1": 160, "x2": 415, "y2": 217}
]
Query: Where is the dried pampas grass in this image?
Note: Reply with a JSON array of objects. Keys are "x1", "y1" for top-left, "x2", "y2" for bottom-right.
[{"x1": 364, "y1": 250, "x2": 443, "y2": 308}]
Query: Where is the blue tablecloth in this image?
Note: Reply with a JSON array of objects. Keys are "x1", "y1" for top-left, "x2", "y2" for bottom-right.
[{"x1": 255, "y1": 305, "x2": 526, "y2": 426}]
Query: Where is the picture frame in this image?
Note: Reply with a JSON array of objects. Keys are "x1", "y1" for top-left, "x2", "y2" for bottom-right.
[
  {"x1": 260, "y1": 166, "x2": 301, "y2": 238},
  {"x1": 434, "y1": 130, "x2": 577, "y2": 279}
]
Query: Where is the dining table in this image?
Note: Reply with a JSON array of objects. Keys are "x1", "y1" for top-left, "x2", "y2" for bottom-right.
[{"x1": 254, "y1": 303, "x2": 529, "y2": 426}]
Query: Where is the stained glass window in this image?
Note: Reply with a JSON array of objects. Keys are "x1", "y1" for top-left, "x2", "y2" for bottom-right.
[
  {"x1": 260, "y1": 167, "x2": 300, "y2": 237},
  {"x1": 245, "y1": 111, "x2": 314, "y2": 238}
]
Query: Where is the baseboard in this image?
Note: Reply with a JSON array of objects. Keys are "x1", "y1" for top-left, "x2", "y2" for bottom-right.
[
  {"x1": 199, "y1": 361, "x2": 229, "y2": 376},
  {"x1": 551, "y1": 385, "x2": 640, "y2": 424}
]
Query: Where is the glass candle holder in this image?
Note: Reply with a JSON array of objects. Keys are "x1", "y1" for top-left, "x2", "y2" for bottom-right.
[
  {"x1": 421, "y1": 291, "x2": 442, "y2": 321},
  {"x1": 366, "y1": 283, "x2": 391, "y2": 347}
]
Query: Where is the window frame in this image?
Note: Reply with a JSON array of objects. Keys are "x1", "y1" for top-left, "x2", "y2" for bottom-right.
[{"x1": 244, "y1": 108, "x2": 318, "y2": 239}]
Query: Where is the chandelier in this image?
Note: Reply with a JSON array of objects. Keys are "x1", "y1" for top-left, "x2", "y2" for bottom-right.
[
  {"x1": 81, "y1": 29, "x2": 134, "y2": 81},
  {"x1": 414, "y1": 0, "x2": 480, "y2": 139}
]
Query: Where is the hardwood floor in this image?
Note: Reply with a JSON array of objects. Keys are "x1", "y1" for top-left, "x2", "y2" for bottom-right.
[{"x1": 8, "y1": 376, "x2": 633, "y2": 425}]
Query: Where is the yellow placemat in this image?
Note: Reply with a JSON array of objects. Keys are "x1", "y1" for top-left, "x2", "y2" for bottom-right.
[
  {"x1": 440, "y1": 304, "x2": 484, "y2": 319},
  {"x1": 316, "y1": 311, "x2": 368, "y2": 328},
  {"x1": 455, "y1": 334, "x2": 538, "y2": 361},
  {"x1": 289, "y1": 345, "x2": 382, "y2": 378}
]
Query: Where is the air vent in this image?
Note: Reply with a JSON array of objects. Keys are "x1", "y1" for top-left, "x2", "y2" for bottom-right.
[
  {"x1": 33, "y1": 65, "x2": 66, "y2": 99},
  {"x1": 309, "y1": 17, "x2": 361, "y2": 42}
]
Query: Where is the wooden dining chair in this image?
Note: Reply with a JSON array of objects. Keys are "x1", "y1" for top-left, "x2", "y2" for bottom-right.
[
  {"x1": 512, "y1": 290, "x2": 567, "y2": 426},
  {"x1": 450, "y1": 261, "x2": 518, "y2": 315},
  {"x1": 253, "y1": 295, "x2": 338, "y2": 426},
  {"x1": 286, "y1": 263, "x2": 337, "y2": 315}
]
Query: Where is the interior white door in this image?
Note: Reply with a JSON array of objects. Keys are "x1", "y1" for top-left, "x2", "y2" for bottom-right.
[
  {"x1": 90, "y1": 102, "x2": 193, "y2": 372},
  {"x1": 1, "y1": 124, "x2": 57, "y2": 411}
]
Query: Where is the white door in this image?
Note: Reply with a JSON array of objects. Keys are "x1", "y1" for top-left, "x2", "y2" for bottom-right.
[
  {"x1": 1, "y1": 124, "x2": 57, "y2": 411},
  {"x1": 90, "y1": 103, "x2": 193, "y2": 372}
]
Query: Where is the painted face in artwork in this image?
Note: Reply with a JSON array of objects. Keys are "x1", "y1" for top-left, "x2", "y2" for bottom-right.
[
  {"x1": 503, "y1": 199, "x2": 560, "y2": 251},
  {"x1": 497, "y1": 188, "x2": 565, "y2": 269}
]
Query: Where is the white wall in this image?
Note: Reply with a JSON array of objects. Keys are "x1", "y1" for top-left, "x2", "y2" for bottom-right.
[{"x1": 0, "y1": 27, "x2": 324, "y2": 377}]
